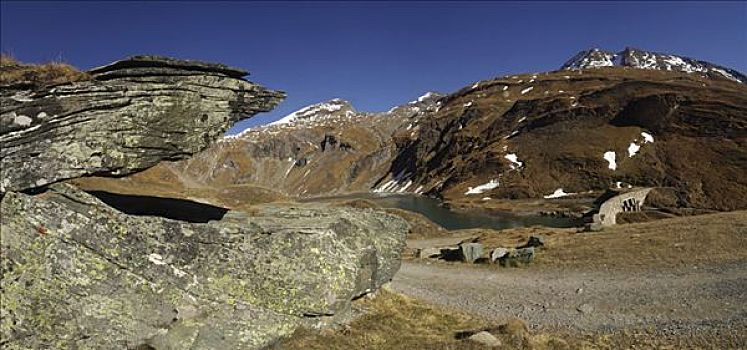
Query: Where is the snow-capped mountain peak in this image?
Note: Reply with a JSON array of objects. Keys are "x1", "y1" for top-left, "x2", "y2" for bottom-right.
[
  {"x1": 562, "y1": 48, "x2": 617, "y2": 69},
  {"x1": 561, "y1": 47, "x2": 745, "y2": 83},
  {"x1": 269, "y1": 99, "x2": 355, "y2": 126}
]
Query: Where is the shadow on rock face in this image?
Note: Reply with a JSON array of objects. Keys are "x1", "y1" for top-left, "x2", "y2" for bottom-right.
[{"x1": 87, "y1": 191, "x2": 228, "y2": 223}]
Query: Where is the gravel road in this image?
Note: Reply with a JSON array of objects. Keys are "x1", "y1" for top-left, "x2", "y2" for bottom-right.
[{"x1": 391, "y1": 261, "x2": 747, "y2": 334}]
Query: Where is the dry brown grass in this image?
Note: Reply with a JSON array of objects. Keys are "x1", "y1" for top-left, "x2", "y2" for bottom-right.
[
  {"x1": 274, "y1": 288, "x2": 741, "y2": 349},
  {"x1": 275, "y1": 289, "x2": 484, "y2": 349},
  {"x1": 0, "y1": 54, "x2": 89, "y2": 87},
  {"x1": 273, "y1": 289, "x2": 584, "y2": 350},
  {"x1": 70, "y1": 161, "x2": 291, "y2": 211},
  {"x1": 543, "y1": 210, "x2": 747, "y2": 269},
  {"x1": 71, "y1": 175, "x2": 289, "y2": 212},
  {"x1": 438, "y1": 210, "x2": 747, "y2": 270}
]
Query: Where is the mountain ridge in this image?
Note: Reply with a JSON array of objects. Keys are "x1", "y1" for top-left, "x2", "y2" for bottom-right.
[
  {"x1": 77, "y1": 48, "x2": 747, "y2": 213},
  {"x1": 561, "y1": 47, "x2": 746, "y2": 83}
]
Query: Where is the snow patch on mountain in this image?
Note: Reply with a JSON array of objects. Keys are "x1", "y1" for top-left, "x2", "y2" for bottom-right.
[
  {"x1": 465, "y1": 179, "x2": 500, "y2": 195},
  {"x1": 417, "y1": 91, "x2": 438, "y2": 102},
  {"x1": 374, "y1": 170, "x2": 422, "y2": 194},
  {"x1": 544, "y1": 188, "x2": 572, "y2": 199},
  {"x1": 504, "y1": 153, "x2": 523, "y2": 169},
  {"x1": 626, "y1": 131, "x2": 655, "y2": 158},
  {"x1": 628, "y1": 142, "x2": 641, "y2": 157},
  {"x1": 603, "y1": 151, "x2": 617, "y2": 170},
  {"x1": 641, "y1": 132, "x2": 654, "y2": 143}
]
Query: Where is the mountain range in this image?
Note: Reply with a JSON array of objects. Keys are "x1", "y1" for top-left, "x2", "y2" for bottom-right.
[{"x1": 76, "y1": 47, "x2": 747, "y2": 213}]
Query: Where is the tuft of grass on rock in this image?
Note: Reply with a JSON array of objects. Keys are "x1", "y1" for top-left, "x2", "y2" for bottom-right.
[{"x1": 0, "y1": 54, "x2": 89, "y2": 87}]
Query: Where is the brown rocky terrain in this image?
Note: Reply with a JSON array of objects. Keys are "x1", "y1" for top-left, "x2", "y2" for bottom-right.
[{"x1": 390, "y1": 66, "x2": 746, "y2": 212}]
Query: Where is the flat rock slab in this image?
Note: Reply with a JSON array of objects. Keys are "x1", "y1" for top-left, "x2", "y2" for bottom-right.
[{"x1": 89, "y1": 55, "x2": 250, "y2": 78}]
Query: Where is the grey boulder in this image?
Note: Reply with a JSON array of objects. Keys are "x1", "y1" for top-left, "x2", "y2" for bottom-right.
[
  {"x1": 467, "y1": 331, "x2": 502, "y2": 347},
  {"x1": 490, "y1": 247, "x2": 510, "y2": 263},
  {"x1": 497, "y1": 247, "x2": 535, "y2": 267},
  {"x1": 460, "y1": 243, "x2": 483, "y2": 263},
  {"x1": 0, "y1": 184, "x2": 408, "y2": 349}
]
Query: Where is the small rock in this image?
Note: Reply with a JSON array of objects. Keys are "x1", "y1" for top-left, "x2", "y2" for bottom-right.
[
  {"x1": 468, "y1": 331, "x2": 502, "y2": 347},
  {"x1": 497, "y1": 247, "x2": 535, "y2": 267},
  {"x1": 584, "y1": 222, "x2": 604, "y2": 232},
  {"x1": 490, "y1": 247, "x2": 509, "y2": 263},
  {"x1": 294, "y1": 157, "x2": 308, "y2": 166},
  {"x1": 524, "y1": 235, "x2": 546, "y2": 248},
  {"x1": 577, "y1": 303, "x2": 594, "y2": 314},
  {"x1": 576, "y1": 288, "x2": 583, "y2": 294},
  {"x1": 418, "y1": 247, "x2": 441, "y2": 259},
  {"x1": 460, "y1": 243, "x2": 483, "y2": 263},
  {"x1": 514, "y1": 247, "x2": 535, "y2": 263}
]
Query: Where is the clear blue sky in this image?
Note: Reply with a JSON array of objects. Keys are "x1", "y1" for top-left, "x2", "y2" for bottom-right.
[{"x1": 2, "y1": 1, "x2": 745, "y2": 133}]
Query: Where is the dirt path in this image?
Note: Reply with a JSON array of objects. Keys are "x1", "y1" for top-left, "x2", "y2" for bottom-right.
[{"x1": 391, "y1": 261, "x2": 747, "y2": 334}]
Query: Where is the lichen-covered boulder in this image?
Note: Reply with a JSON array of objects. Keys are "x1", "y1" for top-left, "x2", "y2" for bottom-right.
[
  {"x1": 0, "y1": 184, "x2": 408, "y2": 349},
  {"x1": 0, "y1": 55, "x2": 285, "y2": 193}
]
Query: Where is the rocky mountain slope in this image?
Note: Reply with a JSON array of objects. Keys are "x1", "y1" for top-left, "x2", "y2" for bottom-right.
[
  {"x1": 0, "y1": 56, "x2": 409, "y2": 349},
  {"x1": 85, "y1": 48, "x2": 747, "y2": 212},
  {"x1": 106, "y1": 92, "x2": 442, "y2": 199},
  {"x1": 392, "y1": 66, "x2": 746, "y2": 211}
]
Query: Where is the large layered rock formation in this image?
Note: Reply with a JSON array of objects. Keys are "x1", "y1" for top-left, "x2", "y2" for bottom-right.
[
  {"x1": 0, "y1": 56, "x2": 409, "y2": 349},
  {"x1": 0, "y1": 55, "x2": 284, "y2": 192}
]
